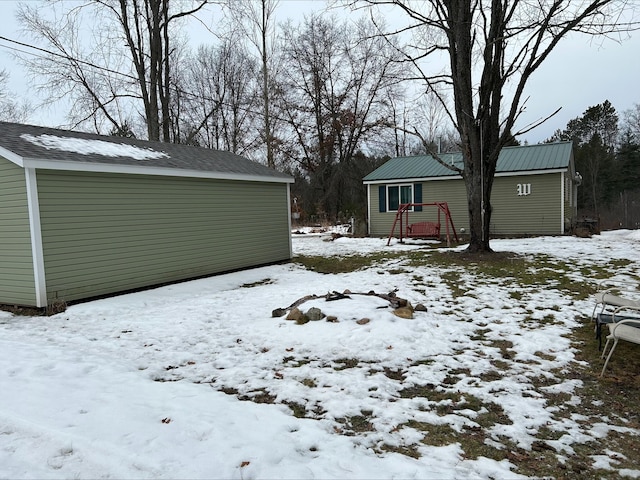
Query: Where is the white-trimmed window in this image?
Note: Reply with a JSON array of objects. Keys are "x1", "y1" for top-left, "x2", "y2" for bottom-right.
[
  {"x1": 387, "y1": 184, "x2": 413, "y2": 211},
  {"x1": 378, "y1": 183, "x2": 422, "y2": 213}
]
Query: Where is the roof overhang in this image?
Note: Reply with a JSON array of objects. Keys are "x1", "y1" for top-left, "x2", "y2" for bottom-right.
[
  {"x1": 1, "y1": 149, "x2": 293, "y2": 184},
  {"x1": 0, "y1": 145, "x2": 25, "y2": 166}
]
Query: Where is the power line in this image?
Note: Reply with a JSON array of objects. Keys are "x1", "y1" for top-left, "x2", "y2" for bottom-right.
[
  {"x1": 0, "y1": 34, "x2": 278, "y2": 125},
  {"x1": 0, "y1": 35, "x2": 139, "y2": 83}
]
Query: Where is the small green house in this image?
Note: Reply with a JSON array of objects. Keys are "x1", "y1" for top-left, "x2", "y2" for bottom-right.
[
  {"x1": 363, "y1": 142, "x2": 580, "y2": 237},
  {"x1": 0, "y1": 122, "x2": 293, "y2": 308}
]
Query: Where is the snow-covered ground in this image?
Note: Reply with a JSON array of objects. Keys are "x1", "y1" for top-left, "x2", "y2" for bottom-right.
[{"x1": 1, "y1": 230, "x2": 639, "y2": 479}]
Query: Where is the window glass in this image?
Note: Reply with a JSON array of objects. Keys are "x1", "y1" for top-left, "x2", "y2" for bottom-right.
[
  {"x1": 388, "y1": 186, "x2": 399, "y2": 211},
  {"x1": 387, "y1": 184, "x2": 413, "y2": 211},
  {"x1": 401, "y1": 185, "x2": 412, "y2": 204}
]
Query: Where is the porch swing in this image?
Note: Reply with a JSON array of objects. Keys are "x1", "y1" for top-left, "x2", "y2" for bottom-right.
[{"x1": 387, "y1": 202, "x2": 459, "y2": 247}]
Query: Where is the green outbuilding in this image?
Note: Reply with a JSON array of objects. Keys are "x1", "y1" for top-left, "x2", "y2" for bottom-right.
[
  {"x1": 0, "y1": 122, "x2": 293, "y2": 308},
  {"x1": 363, "y1": 142, "x2": 580, "y2": 238}
]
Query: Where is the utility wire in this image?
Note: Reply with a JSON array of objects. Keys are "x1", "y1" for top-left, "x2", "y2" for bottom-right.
[
  {"x1": 0, "y1": 33, "x2": 401, "y2": 144},
  {"x1": 0, "y1": 35, "x2": 139, "y2": 83},
  {"x1": 0, "y1": 34, "x2": 271, "y2": 118}
]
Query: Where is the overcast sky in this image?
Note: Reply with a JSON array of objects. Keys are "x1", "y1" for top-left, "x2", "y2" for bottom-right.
[{"x1": 0, "y1": 0, "x2": 638, "y2": 145}]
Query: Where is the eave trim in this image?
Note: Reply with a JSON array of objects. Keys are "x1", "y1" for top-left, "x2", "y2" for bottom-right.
[
  {"x1": 0, "y1": 146, "x2": 25, "y2": 166},
  {"x1": 20, "y1": 157, "x2": 294, "y2": 184}
]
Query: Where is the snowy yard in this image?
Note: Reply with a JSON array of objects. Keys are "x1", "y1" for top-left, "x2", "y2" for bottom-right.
[{"x1": 1, "y1": 230, "x2": 639, "y2": 479}]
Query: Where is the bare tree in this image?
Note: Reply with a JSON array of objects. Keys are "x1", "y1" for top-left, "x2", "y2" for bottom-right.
[
  {"x1": 180, "y1": 41, "x2": 261, "y2": 154},
  {"x1": 0, "y1": 69, "x2": 30, "y2": 122},
  {"x1": 109, "y1": 0, "x2": 209, "y2": 141},
  {"x1": 225, "y1": 0, "x2": 280, "y2": 167},
  {"x1": 280, "y1": 14, "x2": 406, "y2": 217},
  {"x1": 357, "y1": 0, "x2": 640, "y2": 252},
  {"x1": 16, "y1": 3, "x2": 130, "y2": 132},
  {"x1": 17, "y1": 0, "x2": 209, "y2": 141},
  {"x1": 382, "y1": 89, "x2": 459, "y2": 155},
  {"x1": 622, "y1": 103, "x2": 640, "y2": 144}
]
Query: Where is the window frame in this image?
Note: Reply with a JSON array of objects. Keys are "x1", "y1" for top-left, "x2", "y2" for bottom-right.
[{"x1": 387, "y1": 184, "x2": 414, "y2": 212}]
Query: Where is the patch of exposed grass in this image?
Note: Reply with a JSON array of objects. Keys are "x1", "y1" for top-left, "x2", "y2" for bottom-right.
[
  {"x1": 283, "y1": 356, "x2": 312, "y2": 367},
  {"x1": 409, "y1": 359, "x2": 436, "y2": 367},
  {"x1": 509, "y1": 290, "x2": 524, "y2": 300},
  {"x1": 478, "y1": 369, "x2": 503, "y2": 382},
  {"x1": 544, "y1": 390, "x2": 573, "y2": 408},
  {"x1": 458, "y1": 426, "x2": 507, "y2": 461},
  {"x1": 301, "y1": 377, "x2": 317, "y2": 388},
  {"x1": 535, "y1": 425, "x2": 565, "y2": 441},
  {"x1": 334, "y1": 357, "x2": 359, "y2": 370},
  {"x1": 441, "y1": 375, "x2": 459, "y2": 386},
  {"x1": 431, "y1": 392, "x2": 463, "y2": 413},
  {"x1": 489, "y1": 359, "x2": 510, "y2": 371},
  {"x1": 219, "y1": 386, "x2": 239, "y2": 395},
  {"x1": 395, "y1": 403, "x2": 509, "y2": 462},
  {"x1": 486, "y1": 339, "x2": 515, "y2": 359},
  {"x1": 440, "y1": 270, "x2": 468, "y2": 298},
  {"x1": 397, "y1": 384, "x2": 437, "y2": 399},
  {"x1": 383, "y1": 367, "x2": 406, "y2": 381},
  {"x1": 407, "y1": 420, "x2": 458, "y2": 446},
  {"x1": 378, "y1": 443, "x2": 420, "y2": 459},
  {"x1": 405, "y1": 250, "x2": 597, "y2": 298},
  {"x1": 294, "y1": 252, "x2": 402, "y2": 274},
  {"x1": 336, "y1": 412, "x2": 376, "y2": 435},
  {"x1": 470, "y1": 328, "x2": 491, "y2": 341},
  {"x1": 239, "y1": 389, "x2": 276, "y2": 404},
  {"x1": 538, "y1": 313, "x2": 562, "y2": 326},
  {"x1": 475, "y1": 401, "x2": 513, "y2": 427},
  {"x1": 388, "y1": 268, "x2": 409, "y2": 275},
  {"x1": 285, "y1": 401, "x2": 307, "y2": 418}
]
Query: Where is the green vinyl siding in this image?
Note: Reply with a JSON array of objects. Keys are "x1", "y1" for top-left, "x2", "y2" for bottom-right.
[
  {"x1": 490, "y1": 174, "x2": 562, "y2": 235},
  {"x1": 36, "y1": 170, "x2": 291, "y2": 304},
  {"x1": 369, "y1": 173, "x2": 564, "y2": 237},
  {"x1": 369, "y1": 179, "x2": 468, "y2": 236},
  {"x1": 0, "y1": 157, "x2": 36, "y2": 306}
]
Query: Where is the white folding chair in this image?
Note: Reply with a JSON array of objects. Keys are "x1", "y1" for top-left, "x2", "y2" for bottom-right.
[
  {"x1": 600, "y1": 305, "x2": 640, "y2": 377},
  {"x1": 592, "y1": 280, "x2": 640, "y2": 320}
]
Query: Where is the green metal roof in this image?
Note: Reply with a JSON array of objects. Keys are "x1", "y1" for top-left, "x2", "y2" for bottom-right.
[{"x1": 363, "y1": 142, "x2": 573, "y2": 182}]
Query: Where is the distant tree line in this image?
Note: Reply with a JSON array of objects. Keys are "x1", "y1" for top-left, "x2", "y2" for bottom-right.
[{"x1": 547, "y1": 100, "x2": 640, "y2": 229}]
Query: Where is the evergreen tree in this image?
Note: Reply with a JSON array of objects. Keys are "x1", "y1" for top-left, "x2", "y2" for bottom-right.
[{"x1": 559, "y1": 101, "x2": 618, "y2": 216}]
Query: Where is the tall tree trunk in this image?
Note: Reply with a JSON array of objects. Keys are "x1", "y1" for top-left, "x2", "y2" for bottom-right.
[
  {"x1": 147, "y1": 0, "x2": 162, "y2": 141},
  {"x1": 260, "y1": 0, "x2": 274, "y2": 168},
  {"x1": 463, "y1": 131, "x2": 492, "y2": 252},
  {"x1": 161, "y1": 0, "x2": 171, "y2": 142},
  {"x1": 447, "y1": 0, "x2": 504, "y2": 252}
]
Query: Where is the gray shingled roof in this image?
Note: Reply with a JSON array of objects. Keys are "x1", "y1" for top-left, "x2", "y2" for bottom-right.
[
  {"x1": 363, "y1": 142, "x2": 573, "y2": 182},
  {"x1": 0, "y1": 121, "x2": 292, "y2": 182}
]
